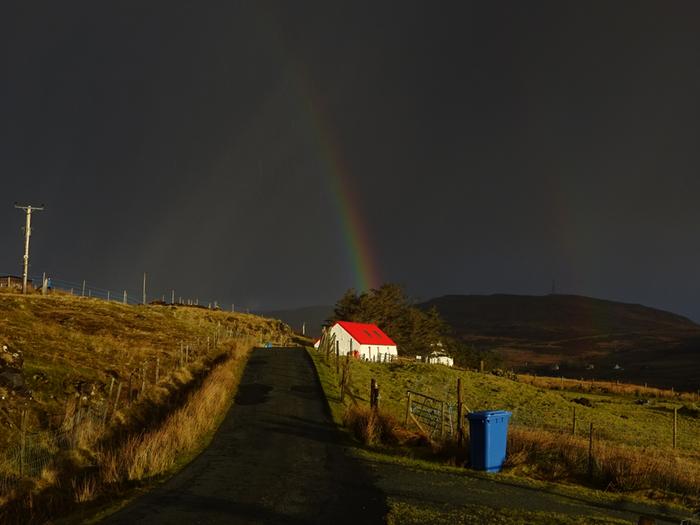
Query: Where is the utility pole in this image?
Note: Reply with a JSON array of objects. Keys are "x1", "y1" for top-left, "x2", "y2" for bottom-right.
[
  {"x1": 14, "y1": 203, "x2": 44, "y2": 294},
  {"x1": 142, "y1": 272, "x2": 147, "y2": 305}
]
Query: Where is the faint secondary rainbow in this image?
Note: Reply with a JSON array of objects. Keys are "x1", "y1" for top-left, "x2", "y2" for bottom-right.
[{"x1": 293, "y1": 67, "x2": 381, "y2": 292}]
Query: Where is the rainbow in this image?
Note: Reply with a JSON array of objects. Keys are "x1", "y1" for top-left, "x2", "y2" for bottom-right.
[
  {"x1": 248, "y1": 10, "x2": 381, "y2": 291},
  {"x1": 294, "y1": 67, "x2": 381, "y2": 291}
]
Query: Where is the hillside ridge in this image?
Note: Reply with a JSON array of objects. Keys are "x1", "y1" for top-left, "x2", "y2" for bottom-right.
[{"x1": 420, "y1": 293, "x2": 698, "y2": 336}]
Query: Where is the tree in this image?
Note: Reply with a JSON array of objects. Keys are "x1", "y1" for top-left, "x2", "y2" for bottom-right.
[
  {"x1": 329, "y1": 284, "x2": 451, "y2": 356},
  {"x1": 331, "y1": 288, "x2": 362, "y2": 323}
]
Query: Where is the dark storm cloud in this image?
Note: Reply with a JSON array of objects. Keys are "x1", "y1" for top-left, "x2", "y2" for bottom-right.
[{"x1": 1, "y1": 1, "x2": 699, "y2": 318}]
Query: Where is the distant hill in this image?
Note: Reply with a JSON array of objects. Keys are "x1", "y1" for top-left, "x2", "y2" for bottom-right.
[
  {"x1": 260, "y1": 305, "x2": 333, "y2": 338},
  {"x1": 419, "y1": 294, "x2": 700, "y2": 390}
]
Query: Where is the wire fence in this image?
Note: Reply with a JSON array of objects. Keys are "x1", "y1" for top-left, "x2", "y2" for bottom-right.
[
  {"x1": 0, "y1": 399, "x2": 105, "y2": 494},
  {"x1": 17, "y1": 273, "x2": 243, "y2": 312},
  {"x1": 0, "y1": 316, "x2": 280, "y2": 497}
]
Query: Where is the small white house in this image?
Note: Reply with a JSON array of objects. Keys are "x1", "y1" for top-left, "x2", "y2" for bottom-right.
[
  {"x1": 329, "y1": 321, "x2": 398, "y2": 362},
  {"x1": 425, "y1": 351, "x2": 454, "y2": 367}
]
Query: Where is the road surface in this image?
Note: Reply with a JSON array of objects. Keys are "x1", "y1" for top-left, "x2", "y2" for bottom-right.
[
  {"x1": 103, "y1": 347, "x2": 387, "y2": 524},
  {"x1": 103, "y1": 347, "x2": 693, "y2": 524}
]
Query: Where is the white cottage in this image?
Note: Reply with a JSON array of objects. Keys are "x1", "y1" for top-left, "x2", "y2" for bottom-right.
[
  {"x1": 425, "y1": 351, "x2": 454, "y2": 367},
  {"x1": 329, "y1": 321, "x2": 398, "y2": 362}
]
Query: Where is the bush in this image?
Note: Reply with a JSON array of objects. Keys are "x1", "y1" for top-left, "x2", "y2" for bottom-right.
[{"x1": 343, "y1": 406, "x2": 400, "y2": 446}]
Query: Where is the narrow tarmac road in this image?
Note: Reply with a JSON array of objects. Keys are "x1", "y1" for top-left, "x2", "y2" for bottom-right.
[
  {"x1": 103, "y1": 347, "x2": 694, "y2": 525},
  {"x1": 103, "y1": 347, "x2": 387, "y2": 525}
]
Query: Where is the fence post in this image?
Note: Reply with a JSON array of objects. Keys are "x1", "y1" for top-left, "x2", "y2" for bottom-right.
[
  {"x1": 673, "y1": 407, "x2": 678, "y2": 449},
  {"x1": 588, "y1": 423, "x2": 594, "y2": 478},
  {"x1": 19, "y1": 408, "x2": 27, "y2": 477},
  {"x1": 335, "y1": 340, "x2": 340, "y2": 375},
  {"x1": 111, "y1": 382, "x2": 123, "y2": 421},
  {"x1": 572, "y1": 406, "x2": 577, "y2": 435},
  {"x1": 340, "y1": 353, "x2": 349, "y2": 402},
  {"x1": 72, "y1": 398, "x2": 81, "y2": 446},
  {"x1": 155, "y1": 357, "x2": 160, "y2": 384},
  {"x1": 440, "y1": 401, "x2": 445, "y2": 438},
  {"x1": 405, "y1": 392, "x2": 412, "y2": 426},
  {"x1": 102, "y1": 377, "x2": 115, "y2": 425},
  {"x1": 141, "y1": 362, "x2": 147, "y2": 397},
  {"x1": 123, "y1": 290, "x2": 127, "y2": 304},
  {"x1": 457, "y1": 378, "x2": 464, "y2": 448},
  {"x1": 370, "y1": 379, "x2": 378, "y2": 409},
  {"x1": 127, "y1": 373, "x2": 133, "y2": 404},
  {"x1": 480, "y1": 360, "x2": 484, "y2": 373}
]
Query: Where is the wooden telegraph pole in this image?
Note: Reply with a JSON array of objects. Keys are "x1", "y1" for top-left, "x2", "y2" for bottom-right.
[
  {"x1": 142, "y1": 273, "x2": 147, "y2": 304},
  {"x1": 14, "y1": 203, "x2": 45, "y2": 294}
]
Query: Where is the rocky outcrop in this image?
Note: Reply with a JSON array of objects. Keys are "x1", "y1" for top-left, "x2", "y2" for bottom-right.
[{"x1": 0, "y1": 344, "x2": 27, "y2": 395}]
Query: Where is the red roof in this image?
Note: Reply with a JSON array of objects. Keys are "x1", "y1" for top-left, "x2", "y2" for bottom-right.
[{"x1": 334, "y1": 321, "x2": 396, "y2": 346}]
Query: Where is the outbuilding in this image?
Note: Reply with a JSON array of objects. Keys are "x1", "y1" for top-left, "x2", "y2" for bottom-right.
[
  {"x1": 328, "y1": 320, "x2": 398, "y2": 362},
  {"x1": 425, "y1": 351, "x2": 454, "y2": 367},
  {"x1": 0, "y1": 276, "x2": 30, "y2": 290}
]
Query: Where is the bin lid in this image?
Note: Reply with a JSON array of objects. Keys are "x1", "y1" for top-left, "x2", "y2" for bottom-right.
[{"x1": 467, "y1": 410, "x2": 512, "y2": 421}]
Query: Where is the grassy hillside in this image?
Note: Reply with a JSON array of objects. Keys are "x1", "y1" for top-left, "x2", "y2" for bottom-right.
[
  {"x1": 310, "y1": 348, "x2": 700, "y2": 508},
  {"x1": 420, "y1": 294, "x2": 700, "y2": 389},
  {"x1": 0, "y1": 290, "x2": 290, "y2": 444},
  {"x1": 0, "y1": 289, "x2": 293, "y2": 522}
]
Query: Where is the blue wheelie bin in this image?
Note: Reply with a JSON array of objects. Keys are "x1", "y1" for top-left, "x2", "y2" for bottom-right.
[{"x1": 467, "y1": 410, "x2": 512, "y2": 473}]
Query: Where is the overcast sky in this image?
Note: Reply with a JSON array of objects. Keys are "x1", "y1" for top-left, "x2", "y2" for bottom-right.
[{"x1": 2, "y1": 1, "x2": 700, "y2": 318}]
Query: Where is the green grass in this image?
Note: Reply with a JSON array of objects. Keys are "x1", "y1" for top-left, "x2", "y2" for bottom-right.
[
  {"x1": 386, "y1": 500, "x2": 629, "y2": 525},
  {"x1": 309, "y1": 348, "x2": 700, "y2": 512},
  {"x1": 315, "y1": 351, "x2": 700, "y2": 455}
]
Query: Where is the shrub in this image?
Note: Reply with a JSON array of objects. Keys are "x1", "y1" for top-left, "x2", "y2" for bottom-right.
[{"x1": 343, "y1": 406, "x2": 400, "y2": 446}]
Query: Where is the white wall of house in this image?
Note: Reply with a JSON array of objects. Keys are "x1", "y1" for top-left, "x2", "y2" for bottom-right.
[
  {"x1": 329, "y1": 324, "x2": 398, "y2": 362},
  {"x1": 359, "y1": 343, "x2": 398, "y2": 362},
  {"x1": 426, "y1": 354, "x2": 454, "y2": 367}
]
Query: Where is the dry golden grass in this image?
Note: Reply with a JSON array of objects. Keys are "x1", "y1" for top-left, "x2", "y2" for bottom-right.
[
  {"x1": 506, "y1": 426, "x2": 700, "y2": 496},
  {"x1": 518, "y1": 374, "x2": 699, "y2": 403},
  {"x1": 0, "y1": 292, "x2": 292, "y2": 523},
  {"x1": 0, "y1": 342, "x2": 259, "y2": 524},
  {"x1": 342, "y1": 405, "x2": 434, "y2": 450},
  {"x1": 99, "y1": 348, "x2": 244, "y2": 483}
]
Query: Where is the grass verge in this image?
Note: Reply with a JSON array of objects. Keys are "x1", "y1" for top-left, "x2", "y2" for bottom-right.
[
  {"x1": 386, "y1": 500, "x2": 630, "y2": 525},
  {"x1": 308, "y1": 347, "x2": 699, "y2": 514}
]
